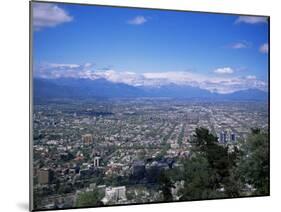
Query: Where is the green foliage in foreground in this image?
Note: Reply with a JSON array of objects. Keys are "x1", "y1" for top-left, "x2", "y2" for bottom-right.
[
  {"x1": 237, "y1": 129, "x2": 269, "y2": 195},
  {"x1": 75, "y1": 189, "x2": 104, "y2": 207},
  {"x1": 180, "y1": 155, "x2": 224, "y2": 200},
  {"x1": 168, "y1": 127, "x2": 269, "y2": 201},
  {"x1": 158, "y1": 171, "x2": 175, "y2": 201}
]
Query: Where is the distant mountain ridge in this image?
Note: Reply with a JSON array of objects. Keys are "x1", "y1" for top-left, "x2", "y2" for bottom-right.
[{"x1": 33, "y1": 78, "x2": 268, "y2": 101}]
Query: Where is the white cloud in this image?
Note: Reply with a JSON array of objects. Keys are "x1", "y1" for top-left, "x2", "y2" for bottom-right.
[
  {"x1": 33, "y1": 3, "x2": 73, "y2": 29},
  {"x1": 199, "y1": 77, "x2": 267, "y2": 94},
  {"x1": 35, "y1": 63, "x2": 267, "y2": 94},
  {"x1": 127, "y1": 16, "x2": 147, "y2": 25},
  {"x1": 259, "y1": 43, "x2": 269, "y2": 54},
  {"x1": 232, "y1": 43, "x2": 247, "y2": 49},
  {"x1": 235, "y1": 16, "x2": 268, "y2": 24},
  {"x1": 246, "y1": 75, "x2": 257, "y2": 80},
  {"x1": 230, "y1": 41, "x2": 250, "y2": 49},
  {"x1": 49, "y1": 63, "x2": 80, "y2": 69},
  {"x1": 84, "y1": 63, "x2": 92, "y2": 68},
  {"x1": 35, "y1": 63, "x2": 94, "y2": 79},
  {"x1": 214, "y1": 67, "x2": 234, "y2": 74}
]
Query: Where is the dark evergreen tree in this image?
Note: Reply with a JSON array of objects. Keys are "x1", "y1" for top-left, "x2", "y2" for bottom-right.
[
  {"x1": 237, "y1": 129, "x2": 269, "y2": 195},
  {"x1": 158, "y1": 171, "x2": 175, "y2": 202}
]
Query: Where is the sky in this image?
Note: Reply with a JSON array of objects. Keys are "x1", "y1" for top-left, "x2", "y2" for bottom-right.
[{"x1": 32, "y1": 2, "x2": 269, "y2": 94}]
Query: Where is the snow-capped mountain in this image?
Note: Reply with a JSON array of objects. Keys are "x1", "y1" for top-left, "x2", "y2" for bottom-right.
[{"x1": 33, "y1": 77, "x2": 268, "y2": 102}]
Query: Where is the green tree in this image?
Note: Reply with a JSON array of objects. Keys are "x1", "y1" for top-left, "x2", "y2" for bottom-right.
[
  {"x1": 237, "y1": 129, "x2": 269, "y2": 195},
  {"x1": 180, "y1": 128, "x2": 240, "y2": 199},
  {"x1": 75, "y1": 189, "x2": 104, "y2": 207},
  {"x1": 193, "y1": 128, "x2": 237, "y2": 185},
  {"x1": 180, "y1": 155, "x2": 223, "y2": 200},
  {"x1": 158, "y1": 171, "x2": 175, "y2": 201},
  {"x1": 223, "y1": 166, "x2": 244, "y2": 197}
]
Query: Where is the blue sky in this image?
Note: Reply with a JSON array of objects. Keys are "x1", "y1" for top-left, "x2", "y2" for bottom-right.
[{"x1": 32, "y1": 2, "x2": 269, "y2": 93}]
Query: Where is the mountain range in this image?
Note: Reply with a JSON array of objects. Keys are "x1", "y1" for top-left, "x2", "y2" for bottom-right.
[{"x1": 33, "y1": 78, "x2": 268, "y2": 101}]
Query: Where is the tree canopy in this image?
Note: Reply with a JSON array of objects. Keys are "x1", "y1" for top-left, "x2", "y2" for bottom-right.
[
  {"x1": 177, "y1": 127, "x2": 269, "y2": 200},
  {"x1": 75, "y1": 189, "x2": 103, "y2": 207}
]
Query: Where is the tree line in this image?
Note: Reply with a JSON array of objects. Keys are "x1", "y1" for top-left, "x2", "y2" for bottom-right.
[{"x1": 159, "y1": 127, "x2": 269, "y2": 201}]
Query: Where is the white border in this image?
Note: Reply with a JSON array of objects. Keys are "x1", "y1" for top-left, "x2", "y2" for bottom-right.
[{"x1": 0, "y1": 0, "x2": 280, "y2": 212}]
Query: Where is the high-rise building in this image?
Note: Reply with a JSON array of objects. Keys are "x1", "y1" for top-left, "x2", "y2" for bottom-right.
[
  {"x1": 219, "y1": 132, "x2": 224, "y2": 144},
  {"x1": 93, "y1": 156, "x2": 101, "y2": 167},
  {"x1": 219, "y1": 131, "x2": 228, "y2": 144},
  {"x1": 218, "y1": 130, "x2": 237, "y2": 144},
  {"x1": 231, "y1": 133, "x2": 236, "y2": 142},
  {"x1": 37, "y1": 168, "x2": 53, "y2": 184},
  {"x1": 223, "y1": 131, "x2": 227, "y2": 143},
  {"x1": 82, "y1": 134, "x2": 93, "y2": 144}
]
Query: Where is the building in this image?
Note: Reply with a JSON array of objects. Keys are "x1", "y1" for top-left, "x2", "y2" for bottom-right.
[
  {"x1": 218, "y1": 131, "x2": 236, "y2": 144},
  {"x1": 79, "y1": 168, "x2": 92, "y2": 178},
  {"x1": 219, "y1": 131, "x2": 227, "y2": 144},
  {"x1": 231, "y1": 133, "x2": 236, "y2": 142},
  {"x1": 102, "y1": 186, "x2": 127, "y2": 204},
  {"x1": 223, "y1": 131, "x2": 227, "y2": 143},
  {"x1": 93, "y1": 156, "x2": 101, "y2": 167},
  {"x1": 38, "y1": 168, "x2": 53, "y2": 184},
  {"x1": 82, "y1": 134, "x2": 93, "y2": 145}
]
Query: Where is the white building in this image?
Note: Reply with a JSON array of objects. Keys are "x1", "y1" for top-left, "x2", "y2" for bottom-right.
[
  {"x1": 101, "y1": 186, "x2": 127, "y2": 204},
  {"x1": 93, "y1": 156, "x2": 101, "y2": 167}
]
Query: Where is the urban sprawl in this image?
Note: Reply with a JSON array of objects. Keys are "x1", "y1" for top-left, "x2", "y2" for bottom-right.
[{"x1": 33, "y1": 99, "x2": 268, "y2": 209}]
